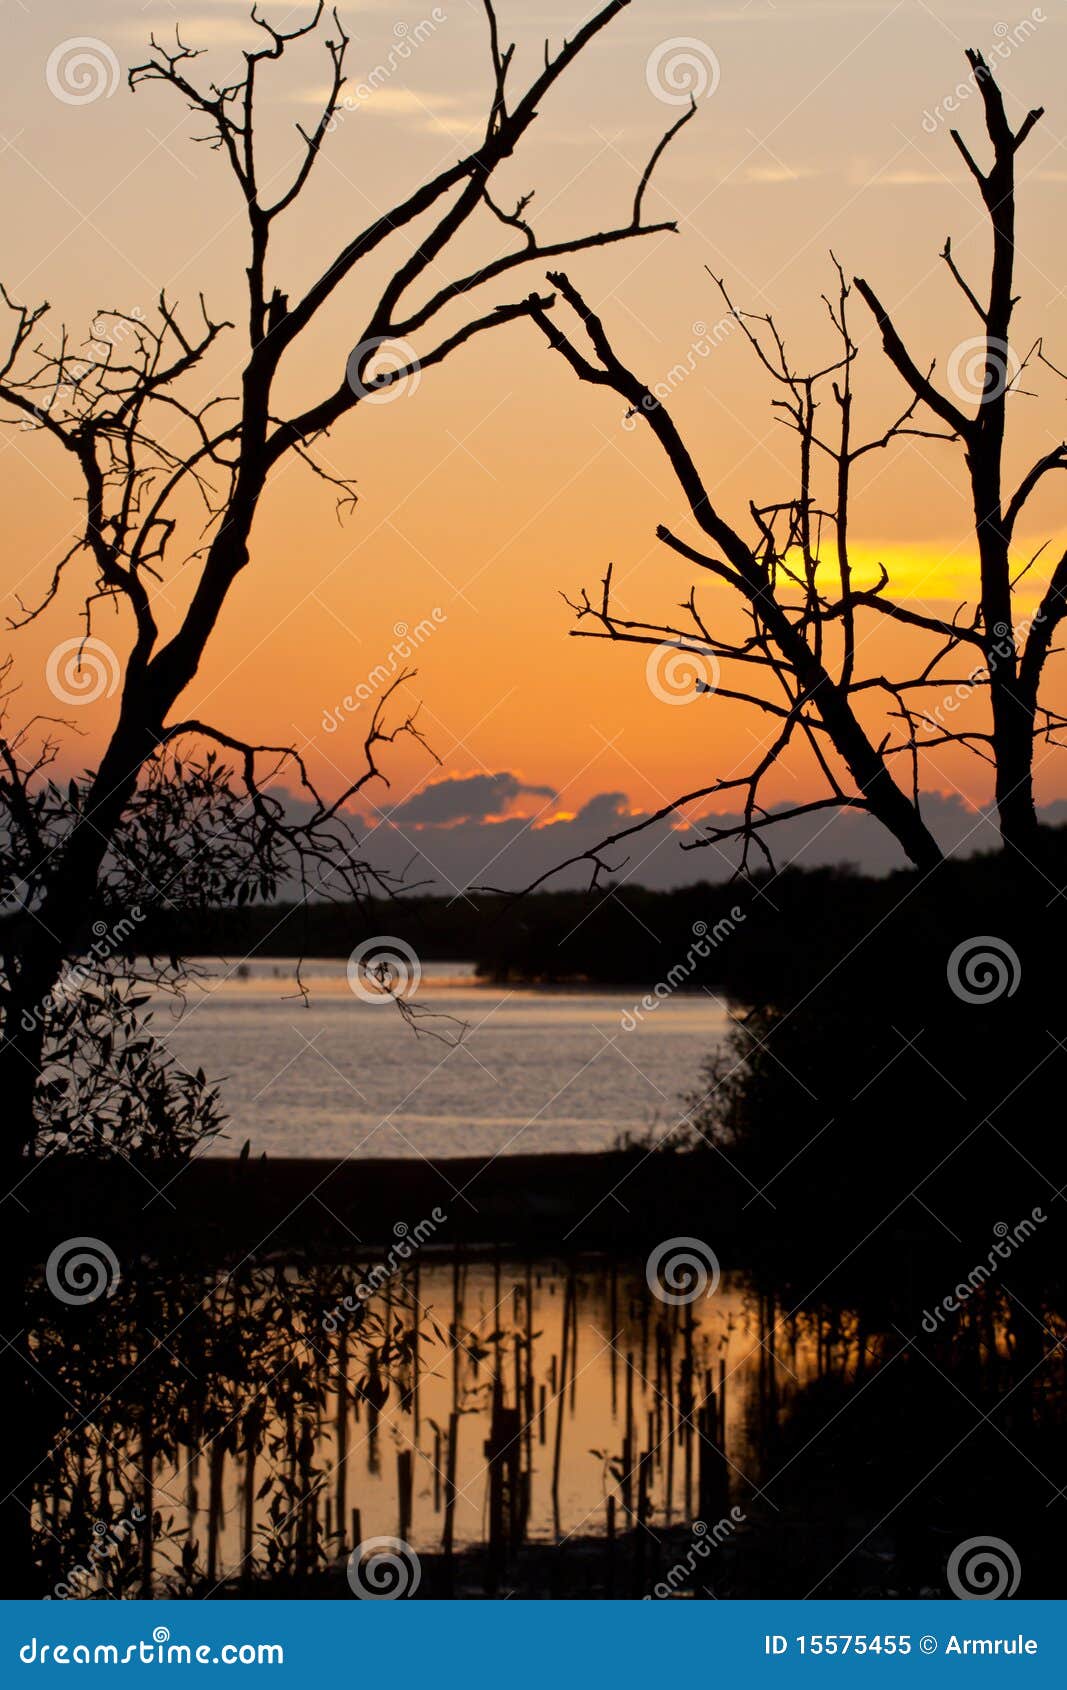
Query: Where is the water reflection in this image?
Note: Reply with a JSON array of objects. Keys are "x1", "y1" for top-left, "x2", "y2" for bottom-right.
[
  {"x1": 29, "y1": 1252, "x2": 1065, "y2": 1598},
  {"x1": 28, "y1": 1254, "x2": 846, "y2": 1597}
]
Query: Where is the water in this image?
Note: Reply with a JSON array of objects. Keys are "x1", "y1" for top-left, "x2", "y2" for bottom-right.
[
  {"x1": 155, "y1": 959, "x2": 732, "y2": 1159},
  {"x1": 33, "y1": 1255, "x2": 817, "y2": 1597},
  {"x1": 31, "y1": 1251, "x2": 1067, "y2": 1597},
  {"x1": 180, "y1": 1259, "x2": 770, "y2": 1575}
]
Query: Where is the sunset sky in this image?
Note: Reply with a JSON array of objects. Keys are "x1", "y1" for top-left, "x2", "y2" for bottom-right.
[{"x1": 3, "y1": 0, "x2": 1066, "y2": 885}]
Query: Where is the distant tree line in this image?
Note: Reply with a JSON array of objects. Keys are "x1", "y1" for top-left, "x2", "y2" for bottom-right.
[{"x1": 91, "y1": 826, "x2": 1067, "y2": 996}]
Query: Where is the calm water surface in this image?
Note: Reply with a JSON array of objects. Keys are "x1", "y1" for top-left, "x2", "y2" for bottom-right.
[
  {"x1": 38, "y1": 1257, "x2": 811, "y2": 1592},
  {"x1": 166, "y1": 1260, "x2": 788, "y2": 1571},
  {"x1": 157, "y1": 959, "x2": 732, "y2": 1159}
]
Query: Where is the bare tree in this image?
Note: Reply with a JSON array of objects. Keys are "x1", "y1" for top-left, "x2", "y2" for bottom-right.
[
  {"x1": 0, "y1": 0, "x2": 693, "y2": 1167},
  {"x1": 521, "y1": 50, "x2": 1062, "y2": 885},
  {"x1": 856, "y1": 48, "x2": 1059, "y2": 863}
]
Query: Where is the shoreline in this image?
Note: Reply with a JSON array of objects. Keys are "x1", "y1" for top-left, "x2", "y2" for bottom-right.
[{"x1": 27, "y1": 1149, "x2": 726, "y2": 1260}]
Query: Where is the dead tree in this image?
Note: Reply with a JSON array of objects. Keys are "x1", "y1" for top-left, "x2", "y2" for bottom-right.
[
  {"x1": 523, "y1": 50, "x2": 1063, "y2": 886},
  {"x1": 0, "y1": 0, "x2": 693, "y2": 1164},
  {"x1": 0, "y1": 0, "x2": 695, "y2": 1598},
  {"x1": 526, "y1": 264, "x2": 950, "y2": 880},
  {"x1": 856, "y1": 49, "x2": 1059, "y2": 864}
]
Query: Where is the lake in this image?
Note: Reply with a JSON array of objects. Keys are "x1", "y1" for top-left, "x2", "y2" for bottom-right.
[{"x1": 157, "y1": 959, "x2": 732, "y2": 1160}]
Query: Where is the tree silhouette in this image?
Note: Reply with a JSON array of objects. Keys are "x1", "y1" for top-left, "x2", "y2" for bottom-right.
[
  {"x1": 856, "y1": 50, "x2": 1057, "y2": 864},
  {"x1": 0, "y1": 0, "x2": 692, "y2": 1162},
  {"x1": 0, "y1": 0, "x2": 692, "y2": 1593},
  {"x1": 525, "y1": 51, "x2": 1062, "y2": 883}
]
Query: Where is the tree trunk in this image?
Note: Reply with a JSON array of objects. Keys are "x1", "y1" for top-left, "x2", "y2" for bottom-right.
[{"x1": 969, "y1": 433, "x2": 1042, "y2": 865}]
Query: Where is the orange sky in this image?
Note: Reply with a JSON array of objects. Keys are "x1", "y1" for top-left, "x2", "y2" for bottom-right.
[{"x1": 3, "y1": 0, "x2": 1066, "y2": 847}]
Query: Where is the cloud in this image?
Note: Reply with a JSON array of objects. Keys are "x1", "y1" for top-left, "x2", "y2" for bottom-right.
[
  {"x1": 356, "y1": 790, "x2": 1066, "y2": 896},
  {"x1": 384, "y1": 770, "x2": 556, "y2": 827},
  {"x1": 570, "y1": 791, "x2": 632, "y2": 828},
  {"x1": 294, "y1": 86, "x2": 459, "y2": 114},
  {"x1": 260, "y1": 780, "x2": 1067, "y2": 900},
  {"x1": 869, "y1": 169, "x2": 955, "y2": 187},
  {"x1": 742, "y1": 164, "x2": 820, "y2": 184},
  {"x1": 291, "y1": 81, "x2": 485, "y2": 136}
]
